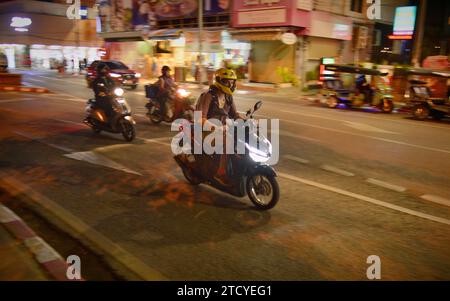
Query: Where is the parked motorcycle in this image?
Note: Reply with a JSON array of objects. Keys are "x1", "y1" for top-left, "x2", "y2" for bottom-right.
[
  {"x1": 174, "y1": 101, "x2": 279, "y2": 210},
  {"x1": 145, "y1": 87, "x2": 195, "y2": 124},
  {"x1": 83, "y1": 87, "x2": 136, "y2": 142}
]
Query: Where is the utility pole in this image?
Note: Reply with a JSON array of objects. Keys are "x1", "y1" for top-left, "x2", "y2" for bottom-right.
[
  {"x1": 412, "y1": 0, "x2": 427, "y2": 67},
  {"x1": 198, "y1": 0, "x2": 204, "y2": 89}
]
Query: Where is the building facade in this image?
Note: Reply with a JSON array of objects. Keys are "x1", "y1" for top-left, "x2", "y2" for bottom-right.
[{"x1": 0, "y1": 0, "x2": 103, "y2": 70}]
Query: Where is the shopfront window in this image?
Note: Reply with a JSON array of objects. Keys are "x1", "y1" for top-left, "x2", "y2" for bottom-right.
[{"x1": 351, "y1": 0, "x2": 363, "y2": 13}]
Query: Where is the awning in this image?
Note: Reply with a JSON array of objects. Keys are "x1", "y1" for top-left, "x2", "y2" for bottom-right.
[
  {"x1": 228, "y1": 28, "x2": 290, "y2": 41},
  {"x1": 99, "y1": 29, "x2": 182, "y2": 42},
  {"x1": 145, "y1": 29, "x2": 182, "y2": 41}
]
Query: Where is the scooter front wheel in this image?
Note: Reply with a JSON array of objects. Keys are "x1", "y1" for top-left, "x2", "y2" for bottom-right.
[
  {"x1": 120, "y1": 120, "x2": 135, "y2": 142},
  {"x1": 247, "y1": 174, "x2": 279, "y2": 210},
  {"x1": 147, "y1": 104, "x2": 163, "y2": 124}
]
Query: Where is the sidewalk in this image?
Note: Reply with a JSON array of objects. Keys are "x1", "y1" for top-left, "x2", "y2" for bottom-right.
[
  {"x1": 0, "y1": 224, "x2": 50, "y2": 280},
  {"x1": 0, "y1": 204, "x2": 70, "y2": 281}
]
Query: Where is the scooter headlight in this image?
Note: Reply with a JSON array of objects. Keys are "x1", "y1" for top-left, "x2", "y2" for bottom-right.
[
  {"x1": 177, "y1": 88, "x2": 190, "y2": 98},
  {"x1": 114, "y1": 88, "x2": 124, "y2": 97},
  {"x1": 245, "y1": 143, "x2": 270, "y2": 163}
]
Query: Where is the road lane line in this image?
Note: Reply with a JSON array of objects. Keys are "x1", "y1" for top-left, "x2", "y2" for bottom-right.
[
  {"x1": 279, "y1": 104, "x2": 450, "y2": 131},
  {"x1": 366, "y1": 178, "x2": 407, "y2": 192},
  {"x1": 64, "y1": 151, "x2": 142, "y2": 176},
  {"x1": 343, "y1": 121, "x2": 399, "y2": 134},
  {"x1": 138, "y1": 136, "x2": 172, "y2": 146},
  {"x1": 34, "y1": 75, "x2": 85, "y2": 86},
  {"x1": 278, "y1": 172, "x2": 450, "y2": 226},
  {"x1": 14, "y1": 130, "x2": 75, "y2": 152},
  {"x1": 53, "y1": 119, "x2": 85, "y2": 127},
  {"x1": 280, "y1": 119, "x2": 450, "y2": 155},
  {"x1": 320, "y1": 165, "x2": 355, "y2": 177},
  {"x1": 284, "y1": 154, "x2": 309, "y2": 164},
  {"x1": 420, "y1": 195, "x2": 450, "y2": 207}
]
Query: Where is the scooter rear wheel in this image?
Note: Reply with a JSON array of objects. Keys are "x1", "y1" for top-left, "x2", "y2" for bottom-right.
[{"x1": 247, "y1": 174, "x2": 279, "y2": 210}]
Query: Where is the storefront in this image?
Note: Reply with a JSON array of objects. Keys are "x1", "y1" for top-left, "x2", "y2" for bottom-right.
[
  {"x1": 103, "y1": 30, "x2": 250, "y2": 81},
  {"x1": 230, "y1": 0, "x2": 310, "y2": 84},
  {"x1": 0, "y1": 1, "x2": 103, "y2": 70},
  {"x1": 98, "y1": 0, "x2": 234, "y2": 81},
  {"x1": 303, "y1": 10, "x2": 353, "y2": 82}
]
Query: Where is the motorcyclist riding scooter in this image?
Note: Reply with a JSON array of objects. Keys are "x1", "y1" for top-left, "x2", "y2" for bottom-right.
[
  {"x1": 145, "y1": 66, "x2": 194, "y2": 123},
  {"x1": 84, "y1": 62, "x2": 136, "y2": 141},
  {"x1": 174, "y1": 68, "x2": 279, "y2": 210}
]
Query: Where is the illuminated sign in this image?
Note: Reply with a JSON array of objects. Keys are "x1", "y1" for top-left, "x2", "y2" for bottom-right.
[
  {"x1": 393, "y1": 6, "x2": 417, "y2": 36},
  {"x1": 10, "y1": 17, "x2": 32, "y2": 28},
  {"x1": 388, "y1": 34, "x2": 412, "y2": 40}
]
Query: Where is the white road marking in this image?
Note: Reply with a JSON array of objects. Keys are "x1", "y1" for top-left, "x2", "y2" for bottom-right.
[
  {"x1": 64, "y1": 151, "x2": 142, "y2": 176},
  {"x1": 284, "y1": 154, "x2": 309, "y2": 164},
  {"x1": 278, "y1": 172, "x2": 450, "y2": 226},
  {"x1": 0, "y1": 98, "x2": 30, "y2": 103},
  {"x1": 138, "y1": 136, "x2": 172, "y2": 146},
  {"x1": 343, "y1": 121, "x2": 398, "y2": 134},
  {"x1": 14, "y1": 131, "x2": 75, "y2": 152},
  {"x1": 280, "y1": 118, "x2": 450, "y2": 155},
  {"x1": 279, "y1": 105, "x2": 450, "y2": 131},
  {"x1": 321, "y1": 165, "x2": 355, "y2": 177},
  {"x1": 420, "y1": 195, "x2": 450, "y2": 207},
  {"x1": 53, "y1": 119, "x2": 85, "y2": 127},
  {"x1": 51, "y1": 92, "x2": 86, "y2": 102},
  {"x1": 35, "y1": 75, "x2": 85, "y2": 86},
  {"x1": 366, "y1": 178, "x2": 407, "y2": 192}
]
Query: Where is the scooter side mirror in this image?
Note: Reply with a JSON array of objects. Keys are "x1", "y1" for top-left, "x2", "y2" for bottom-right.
[{"x1": 254, "y1": 101, "x2": 262, "y2": 112}]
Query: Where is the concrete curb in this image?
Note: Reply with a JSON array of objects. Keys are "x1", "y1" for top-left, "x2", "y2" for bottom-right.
[
  {"x1": 0, "y1": 204, "x2": 73, "y2": 281},
  {"x1": 0, "y1": 85, "x2": 50, "y2": 93},
  {"x1": 0, "y1": 171, "x2": 167, "y2": 281}
]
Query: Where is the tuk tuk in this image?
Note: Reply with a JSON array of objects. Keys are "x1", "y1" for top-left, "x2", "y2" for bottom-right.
[
  {"x1": 405, "y1": 68, "x2": 450, "y2": 120},
  {"x1": 318, "y1": 64, "x2": 394, "y2": 113}
]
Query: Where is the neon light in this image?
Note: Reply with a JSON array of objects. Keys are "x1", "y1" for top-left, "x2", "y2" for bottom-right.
[{"x1": 10, "y1": 17, "x2": 32, "y2": 28}]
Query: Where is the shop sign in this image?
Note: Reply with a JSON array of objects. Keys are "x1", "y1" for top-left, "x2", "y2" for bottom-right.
[
  {"x1": 280, "y1": 33, "x2": 297, "y2": 45},
  {"x1": 243, "y1": 0, "x2": 281, "y2": 6},
  {"x1": 393, "y1": 6, "x2": 417, "y2": 36},
  {"x1": 238, "y1": 8, "x2": 286, "y2": 25},
  {"x1": 297, "y1": 0, "x2": 313, "y2": 11},
  {"x1": 184, "y1": 31, "x2": 223, "y2": 53}
]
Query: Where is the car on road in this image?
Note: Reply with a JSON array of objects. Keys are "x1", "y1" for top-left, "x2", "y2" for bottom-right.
[{"x1": 85, "y1": 60, "x2": 141, "y2": 90}]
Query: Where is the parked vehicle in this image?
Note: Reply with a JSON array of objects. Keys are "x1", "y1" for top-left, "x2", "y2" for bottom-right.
[
  {"x1": 86, "y1": 60, "x2": 140, "y2": 89},
  {"x1": 406, "y1": 69, "x2": 450, "y2": 121},
  {"x1": 319, "y1": 64, "x2": 394, "y2": 113},
  {"x1": 83, "y1": 87, "x2": 136, "y2": 141},
  {"x1": 174, "y1": 101, "x2": 279, "y2": 210}
]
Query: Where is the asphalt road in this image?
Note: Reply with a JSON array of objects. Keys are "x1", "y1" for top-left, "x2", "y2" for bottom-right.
[{"x1": 1, "y1": 69, "x2": 450, "y2": 280}]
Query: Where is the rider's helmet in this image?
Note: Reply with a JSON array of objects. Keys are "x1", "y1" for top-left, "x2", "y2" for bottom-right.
[
  {"x1": 96, "y1": 62, "x2": 110, "y2": 76},
  {"x1": 161, "y1": 65, "x2": 171, "y2": 74},
  {"x1": 214, "y1": 68, "x2": 237, "y2": 95}
]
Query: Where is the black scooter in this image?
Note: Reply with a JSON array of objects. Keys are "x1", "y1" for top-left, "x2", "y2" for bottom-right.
[
  {"x1": 84, "y1": 87, "x2": 136, "y2": 141},
  {"x1": 174, "y1": 101, "x2": 279, "y2": 210}
]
